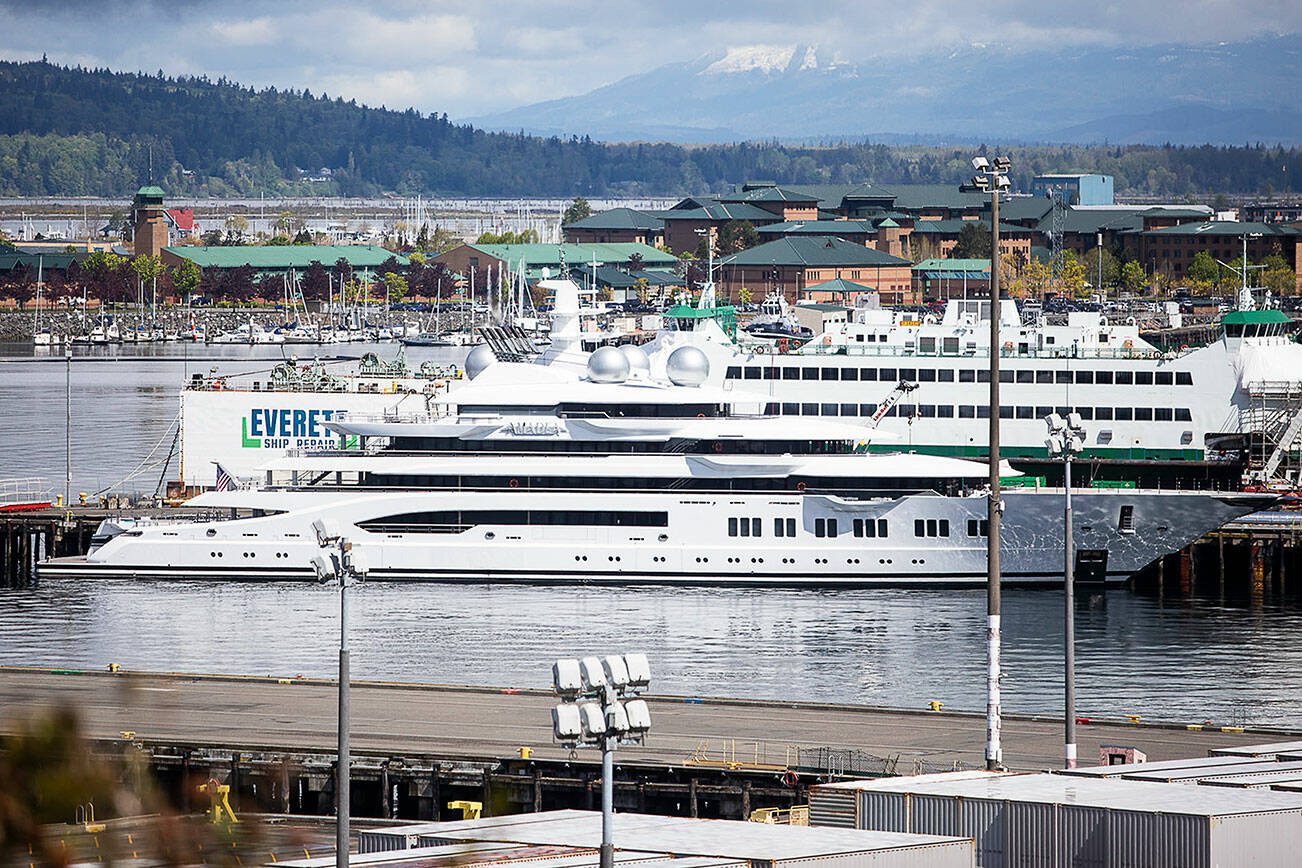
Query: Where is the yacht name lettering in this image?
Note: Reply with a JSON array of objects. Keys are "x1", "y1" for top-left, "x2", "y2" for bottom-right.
[{"x1": 508, "y1": 420, "x2": 561, "y2": 436}]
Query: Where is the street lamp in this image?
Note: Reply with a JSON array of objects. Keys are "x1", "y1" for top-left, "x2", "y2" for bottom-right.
[
  {"x1": 962, "y1": 155, "x2": 1011, "y2": 772},
  {"x1": 311, "y1": 518, "x2": 370, "y2": 868},
  {"x1": 1045, "y1": 412, "x2": 1085, "y2": 769},
  {"x1": 552, "y1": 653, "x2": 651, "y2": 868}
]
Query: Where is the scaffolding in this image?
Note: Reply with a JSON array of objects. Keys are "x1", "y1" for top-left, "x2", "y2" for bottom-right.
[{"x1": 1243, "y1": 380, "x2": 1302, "y2": 483}]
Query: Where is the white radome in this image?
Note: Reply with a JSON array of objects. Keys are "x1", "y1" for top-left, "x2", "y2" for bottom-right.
[
  {"x1": 666, "y1": 345, "x2": 709, "y2": 387},
  {"x1": 464, "y1": 344, "x2": 496, "y2": 379},
  {"x1": 619, "y1": 344, "x2": 651, "y2": 375},
  {"x1": 587, "y1": 345, "x2": 630, "y2": 383}
]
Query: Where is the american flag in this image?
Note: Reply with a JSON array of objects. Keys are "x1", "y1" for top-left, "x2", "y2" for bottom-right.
[{"x1": 214, "y1": 463, "x2": 235, "y2": 492}]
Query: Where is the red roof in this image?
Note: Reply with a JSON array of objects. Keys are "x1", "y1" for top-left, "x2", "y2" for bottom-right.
[{"x1": 165, "y1": 208, "x2": 197, "y2": 232}]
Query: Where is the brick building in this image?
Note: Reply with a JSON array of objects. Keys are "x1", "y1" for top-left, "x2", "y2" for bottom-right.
[
  {"x1": 562, "y1": 208, "x2": 664, "y2": 246},
  {"x1": 1117, "y1": 221, "x2": 1302, "y2": 290},
  {"x1": 718, "y1": 237, "x2": 914, "y2": 305},
  {"x1": 907, "y1": 220, "x2": 1034, "y2": 262},
  {"x1": 130, "y1": 185, "x2": 168, "y2": 258}
]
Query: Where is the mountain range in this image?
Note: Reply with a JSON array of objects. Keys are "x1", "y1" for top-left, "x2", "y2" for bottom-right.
[{"x1": 467, "y1": 36, "x2": 1301, "y2": 146}]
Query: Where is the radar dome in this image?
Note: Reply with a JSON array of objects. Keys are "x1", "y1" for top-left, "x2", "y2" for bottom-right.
[
  {"x1": 666, "y1": 345, "x2": 709, "y2": 387},
  {"x1": 618, "y1": 344, "x2": 651, "y2": 375},
  {"x1": 464, "y1": 344, "x2": 496, "y2": 379},
  {"x1": 587, "y1": 345, "x2": 630, "y2": 383}
]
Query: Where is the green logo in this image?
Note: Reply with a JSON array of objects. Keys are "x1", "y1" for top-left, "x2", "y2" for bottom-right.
[{"x1": 242, "y1": 417, "x2": 261, "y2": 449}]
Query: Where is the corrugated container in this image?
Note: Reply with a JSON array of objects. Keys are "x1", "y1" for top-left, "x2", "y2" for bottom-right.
[
  {"x1": 1121, "y1": 759, "x2": 1298, "y2": 783},
  {"x1": 812, "y1": 772, "x2": 1302, "y2": 867},
  {"x1": 1061, "y1": 755, "x2": 1258, "y2": 778},
  {"x1": 1211, "y1": 740, "x2": 1302, "y2": 758},
  {"x1": 809, "y1": 785, "x2": 858, "y2": 829},
  {"x1": 856, "y1": 792, "x2": 908, "y2": 834}
]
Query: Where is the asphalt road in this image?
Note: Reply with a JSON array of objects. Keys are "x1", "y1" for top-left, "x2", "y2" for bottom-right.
[{"x1": 0, "y1": 667, "x2": 1285, "y2": 772}]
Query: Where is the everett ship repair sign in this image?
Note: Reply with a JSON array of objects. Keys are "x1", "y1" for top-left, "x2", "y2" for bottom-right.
[{"x1": 180, "y1": 390, "x2": 413, "y2": 487}]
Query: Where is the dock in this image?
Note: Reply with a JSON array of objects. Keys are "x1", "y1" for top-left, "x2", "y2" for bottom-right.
[{"x1": 0, "y1": 667, "x2": 1291, "y2": 822}]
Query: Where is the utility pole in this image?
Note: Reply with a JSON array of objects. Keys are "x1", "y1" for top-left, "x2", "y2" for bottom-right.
[{"x1": 1046, "y1": 412, "x2": 1085, "y2": 768}]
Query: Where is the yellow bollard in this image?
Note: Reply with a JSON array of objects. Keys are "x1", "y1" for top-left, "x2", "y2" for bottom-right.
[
  {"x1": 928, "y1": 701, "x2": 943, "y2": 712},
  {"x1": 519, "y1": 746, "x2": 533, "y2": 759},
  {"x1": 107, "y1": 663, "x2": 121, "y2": 673}
]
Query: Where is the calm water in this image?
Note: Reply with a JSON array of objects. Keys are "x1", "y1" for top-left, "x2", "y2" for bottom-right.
[{"x1": 1, "y1": 343, "x2": 1300, "y2": 727}]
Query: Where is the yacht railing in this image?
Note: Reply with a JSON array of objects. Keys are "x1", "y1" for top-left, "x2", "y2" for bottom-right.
[{"x1": 783, "y1": 344, "x2": 1166, "y2": 361}]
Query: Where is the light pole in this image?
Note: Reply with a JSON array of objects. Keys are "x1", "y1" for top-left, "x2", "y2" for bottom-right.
[
  {"x1": 551, "y1": 654, "x2": 651, "y2": 868},
  {"x1": 1045, "y1": 412, "x2": 1085, "y2": 769},
  {"x1": 311, "y1": 519, "x2": 370, "y2": 868},
  {"x1": 963, "y1": 155, "x2": 1011, "y2": 771}
]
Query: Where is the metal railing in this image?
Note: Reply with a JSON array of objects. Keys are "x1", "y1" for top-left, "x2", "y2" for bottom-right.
[{"x1": 0, "y1": 477, "x2": 55, "y2": 506}]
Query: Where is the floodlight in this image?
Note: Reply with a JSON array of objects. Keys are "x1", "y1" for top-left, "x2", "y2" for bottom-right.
[
  {"x1": 1046, "y1": 434, "x2": 1064, "y2": 454},
  {"x1": 312, "y1": 518, "x2": 342, "y2": 546},
  {"x1": 348, "y1": 549, "x2": 371, "y2": 576},
  {"x1": 624, "y1": 698, "x2": 651, "y2": 733},
  {"x1": 1046, "y1": 413, "x2": 1065, "y2": 432},
  {"x1": 996, "y1": 176, "x2": 1011, "y2": 190},
  {"x1": 972, "y1": 156, "x2": 990, "y2": 171},
  {"x1": 994, "y1": 157, "x2": 1011, "y2": 172},
  {"x1": 969, "y1": 175, "x2": 990, "y2": 190},
  {"x1": 580, "y1": 657, "x2": 607, "y2": 692},
  {"x1": 623, "y1": 653, "x2": 650, "y2": 689},
  {"x1": 602, "y1": 655, "x2": 630, "y2": 690},
  {"x1": 552, "y1": 658, "x2": 583, "y2": 698},
  {"x1": 578, "y1": 702, "x2": 606, "y2": 740},
  {"x1": 607, "y1": 700, "x2": 630, "y2": 734},
  {"x1": 1066, "y1": 412, "x2": 1084, "y2": 431},
  {"x1": 1068, "y1": 435, "x2": 1085, "y2": 454},
  {"x1": 552, "y1": 703, "x2": 582, "y2": 741},
  {"x1": 310, "y1": 554, "x2": 335, "y2": 582}
]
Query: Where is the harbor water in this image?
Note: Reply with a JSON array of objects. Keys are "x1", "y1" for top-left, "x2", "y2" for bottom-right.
[{"x1": 1, "y1": 342, "x2": 1301, "y2": 729}]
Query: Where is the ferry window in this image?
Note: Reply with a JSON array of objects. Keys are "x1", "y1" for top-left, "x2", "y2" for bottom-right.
[
  {"x1": 783, "y1": 367, "x2": 800, "y2": 380},
  {"x1": 853, "y1": 518, "x2": 864, "y2": 537},
  {"x1": 1076, "y1": 407, "x2": 1094, "y2": 420},
  {"x1": 801, "y1": 368, "x2": 818, "y2": 380},
  {"x1": 860, "y1": 403, "x2": 879, "y2": 416},
  {"x1": 785, "y1": 518, "x2": 796, "y2": 536},
  {"x1": 765, "y1": 402, "x2": 780, "y2": 415},
  {"x1": 842, "y1": 368, "x2": 859, "y2": 381},
  {"x1": 959, "y1": 405, "x2": 976, "y2": 418},
  {"x1": 1136, "y1": 372, "x2": 1154, "y2": 386},
  {"x1": 900, "y1": 368, "x2": 917, "y2": 380},
  {"x1": 919, "y1": 337, "x2": 936, "y2": 353},
  {"x1": 880, "y1": 367, "x2": 897, "y2": 380},
  {"x1": 1116, "y1": 371, "x2": 1134, "y2": 385},
  {"x1": 1176, "y1": 372, "x2": 1193, "y2": 386},
  {"x1": 744, "y1": 367, "x2": 762, "y2": 380},
  {"x1": 821, "y1": 403, "x2": 839, "y2": 416},
  {"x1": 781, "y1": 402, "x2": 799, "y2": 415},
  {"x1": 978, "y1": 406, "x2": 991, "y2": 418},
  {"x1": 1156, "y1": 371, "x2": 1174, "y2": 386},
  {"x1": 943, "y1": 337, "x2": 960, "y2": 354},
  {"x1": 939, "y1": 519, "x2": 949, "y2": 537},
  {"x1": 1075, "y1": 370, "x2": 1095, "y2": 384},
  {"x1": 1035, "y1": 406, "x2": 1052, "y2": 418},
  {"x1": 876, "y1": 519, "x2": 888, "y2": 537},
  {"x1": 726, "y1": 366, "x2": 742, "y2": 379},
  {"x1": 1155, "y1": 408, "x2": 1173, "y2": 421},
  {"x1": 960, "y1": 369, "x2": 976, "y2": 383},
  {"x1": 1000, "y1": 370, "x2": 1014, "y2": 383},
  {"x1": 729, "y1": 517, "x2": 738, "y2": 537},
  {"x1": 1135, "y1": 408, "x2": 1153, "y2": 421},
  {"x1": 740, "y1": 517, "x2": 753, "y2": 537},
  {"x1": 1016, "y1": 370, "x2": 1034, "y2": 383},
  {"x1": 977, "y1": 370, "x2": 991, "y2": 383},
  {"x1": 920, "y1": 405, "x2": 936, "y2": 418},
  {"x1": 1055, "y1": 371, "x2": 1072, "y2": 384},
  {"x1": 919, "y1": 369, "x2": 937, "y2": 382},
  {"x1": 841, "y1": 403, "x2": 858, "y2": 416},
  {"x1": 861, "y1": 519, "x2": 885, "y2": 538},
  {"x1": 1036, "y1": 371, "x2": 1053, "y2": 384},
  {"x1": 762, "y1": 367, "x2": 777, "y2": 379},
  {"x1": 967, "y1": 519, "x2": 989, "y2": 537},
  {"x1": 938, "y1": 405, "x2": 954, "y2": 418},
  {"x1": 815, "y1": 518, "x2": 825, "y2": 538},
  {"x1": 1175, "y1": 408, "x2": 1192, "y2": 422},
  {"x1": 1115, "y1": 407, "x2": 1134, "y2": 421},
  {"x1": 861, "y1": 368, "x2": 878, "y2": 381},
  {"x1": 927, "y1": 519, "x2": 938, "y2": 536},
  {"x1": 915, "y1": 519, "x2": 926, "y2": 537},
  {"x1": 938, "y1": 369, "x2": 955, "y2": 382},
  {"x1": 1095, "y1": 371, "x2": 1112, "y2": 385},
  {"x1": 828, "y1": 518, "x2": 839, "y2": 537},
  {"x1": 751, "y1": 517, "x2": 762, "y2": 536},
  {"x1": 821, "y1": 369, "x2": 839, "y2": 380},
  {"x1": 1016, "y1": 406, "x2": 1033, "y2": 419},
  {"x1": 801, "y1": 403, "x2": 818, "y2": 415},
  {"x1": 776, "y1": 517, "x2": 787, "y2": 536},
  {"x1": 1095, "y1": 407, "x2": 1114, "y2": 420},
  {"x1": 897, "y1": 404, "x2": 915, "y2": 418}
]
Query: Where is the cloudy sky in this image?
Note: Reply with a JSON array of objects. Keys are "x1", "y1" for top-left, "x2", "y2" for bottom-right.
[{"x1": 2, "y1": 0, "x2": 1298, "y2": 118}]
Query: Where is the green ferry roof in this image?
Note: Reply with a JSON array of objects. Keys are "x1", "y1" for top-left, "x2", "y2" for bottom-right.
[
  {"x1": 1222, "y1": 310, "x2": 1293, "y2": 325},
  {"x1": 666, "y1": 304, "x2": 736, "y2": 318}
]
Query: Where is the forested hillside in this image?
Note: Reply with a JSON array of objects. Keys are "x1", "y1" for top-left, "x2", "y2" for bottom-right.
[{"x1": 0, "y1": 60, "x2": 1297, "y2": 198}]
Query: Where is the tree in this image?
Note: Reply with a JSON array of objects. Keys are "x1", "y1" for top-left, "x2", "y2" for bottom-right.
[
  {"x1": 224, "y1": 214, "x2": 250, "y2": 239},
  {"x1": 417, "y1": 226, "x2": 462, "y2": 254},
  {"x1": 738, "y1": 286, "x2": 753, "y2": 305},
  {"x1": 1010, "y1": 258, "x2": 1050, "y2": 298},
  {"x1": 301, "y1": 260, "x2": 330, "y2": 301},
  {"x1": 562, "y1": 197, "x2": 592, "y2": 225},
  {"x1": 170, "y1": 258, "x2": 201, "y2": 301},
  {"x1": 717, "y1": 220, "x2": 759, "y2": 255},
  {"x1": 1261, "y1": 254, "x2": 1297, "y2": 296},
  {"x1": 1120, "y1": 260, "x2": 1147, "y2": 295},
  {"x1": 1082, "y1": 247, "x2": 1120, "y2": 292},
  {"x1": 382, "y1": 271, "x2": 408, "y2": 303},
  {"x1": 950, "y1": 223, "x2": 992, "y2": 259},
  {"x1": 1187, "y1": 251, "x2": 1220, "y2": 286},
  {"x1": 1058, "y1": 251, "x2": 1087, "y2": 297}
]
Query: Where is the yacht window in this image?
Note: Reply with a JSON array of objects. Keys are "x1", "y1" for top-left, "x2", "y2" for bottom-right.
[
  {"x1": 880, "y1": 368, "x2": 897, "y2": 380},
  {"x1": 726, "y1": 366, "x2": 742, "y2": 379},
  {"x1": 1156, "y1": 371, "x2": 1174, "y2": 386},
  {"x1": 360, "y1": 510, "x2": 668, "y2": 534},
  {"x1": 938, "y1": 369, "x2": 955, "y2": 382},
  {"x1": 959, "y1": 405, "x2": 976, "y2": 418},
  {"x1": 1135, "y1": 408, "x2": 1153, "y2": 421},
  {"x1": 938, "y1": 405, "x2": 954, "y2": 418},
  {"x1": 744, "y1": 367, "x2": 762, "y2": 380},
  {"x1": 1075, "y1": 407, "x2": 1094, "y2": 420},
  {"x1": 1175, "y1": 408, "x2": 1192, "y2": 422},
  {"x1": 1055, "y1": 371, "x2": 1072, "y2": 384},
  {"x1": 919, "y1": 369, "x2": 937, "y2": 382},
  {"x1": 1116, "y1": 371, "x2": 1134, "y2": 385},
  {"x1": 1176, "y1": 372, "x2": 1193, "y2": 386},
  {"x1": 815, "y1": 518, "x2": 827, "y2": 538},
  {"x1": 801, "y1": 403, "x2": 818, "y2": 416},
  {"x1": 967, "y1": 519, "x2": 990, "y2": 537},
  {"x1": 801, "y1": 368, "x2": 818, "y2": 380},
  {"x1": 853, "y1": 518, "x2": 864, "y2": 537},
  {"x1": 821, "y1": 403, "x2": 839, "y2": 416},
  {"x1": 821, "y1": 369, "x2": 839, "y2": 380},
  {"x1": 1016, "y1": 406, "x2": 1033, "y2": 419},
  {"x1": 1016, "y1": 370, "x2": 1033, "y2": 383},
  {"x1": 776, "y1": 517, "x2": 795, "y2": 537},
  {"x1": 1095, "y1": 371, "x2": 1113, "y2": 385},
  {"x1": 1095, "y1": 407, "x2": 1113, "y2": 420},
  {"x1": 1000, "y1": 370, "x2": 1014, "y2": 383},
  {"x1": 783, "y1": 367, "x2": 800, "y2": 380},
  {"x1": 1155, "y1": 408, "x2": 1173, "y2": 421},
  {"x1": 842, "y1": 368, "x2": 859, "y2": 381},
  {"x1": 785, "y1": 517, "x2": 796, "y2": 536},
  {"x1": 1136, "y1": 371, "x2": 1154, "y2": 386},
  {"x1": 875, "y1": 519, "x2": 888, "y2": 537},
  {"x1": 840, "y1": 403, "x2": 858, "y2": 416},
  {"x1": 861, "y1": 367, "x2": 878, "y2": 381},
  {"x1": 960, "y1": 369, "x2": 976, "y2": 383},
  {"x1": 827, "y1": 518, "x2": 838, "y2": 538},
  {"x1": 1115, "y1": 407, "x2": 1134, "y2": 421},
  {"x1": 729, "y1": 517, "x2": 738, "y2": 537},
  {"x1": 1075, "y1": 371, "x2": 1095, "y2": 384},
  {"x1": 781, "y1": 402, "x2": 799, "y2": 415},
  {"x1": 1036, "y1": 371, "x2": 1053, "y2": 384}
]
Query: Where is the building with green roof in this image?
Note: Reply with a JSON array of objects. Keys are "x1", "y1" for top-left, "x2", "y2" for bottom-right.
[
  {"x1": 562, "y1": 207, "x2": 664, "y2": 246},
  {"x1": 161, "y1": 245, "x2": 406, "y2": 277},
  {"x1": 913, "y1": 258, "x2": 991, "y2": 299},
  {"x1": 718, "y1": 236, "x2": 915, "y2": 305},
  {"x1": 755, "y1": 220, "x2": 876, "y2": 244},
  {"x1": 1120, "y1": 221, "x2": 1301, "y2": 290},
  {"x1": 433, "y1": 242, "x2": 677, "y2": 289}
]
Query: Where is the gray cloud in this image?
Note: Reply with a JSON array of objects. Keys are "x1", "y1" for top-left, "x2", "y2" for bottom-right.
[{"x1": 1, "y1": 0, "x2": 1297, "y2": 117}]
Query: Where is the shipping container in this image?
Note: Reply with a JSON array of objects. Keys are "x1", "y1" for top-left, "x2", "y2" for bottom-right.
[{"x1": 1210, "y1": 740, "x2": 1302, "y2": 758}]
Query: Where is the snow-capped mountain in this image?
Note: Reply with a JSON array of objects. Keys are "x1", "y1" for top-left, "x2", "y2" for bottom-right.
[{"x1": 465, "y1": 36, "x2": 1300, "y2": 146}]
